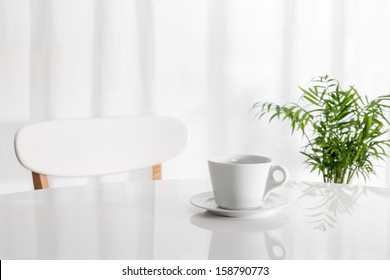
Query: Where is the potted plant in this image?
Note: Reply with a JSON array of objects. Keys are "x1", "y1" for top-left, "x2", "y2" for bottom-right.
[{"x1": 252, "y1": 75, "x2": 390, "y2": 184}]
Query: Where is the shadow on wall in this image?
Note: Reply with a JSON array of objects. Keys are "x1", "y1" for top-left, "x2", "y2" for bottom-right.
[{"x1": 0, "y1": 121, "x2": 32, "y2": 194}]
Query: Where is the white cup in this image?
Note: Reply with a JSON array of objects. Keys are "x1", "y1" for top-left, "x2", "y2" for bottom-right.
[{"x1": 208, "y1": 154, "x2": 289, "y2": 210}]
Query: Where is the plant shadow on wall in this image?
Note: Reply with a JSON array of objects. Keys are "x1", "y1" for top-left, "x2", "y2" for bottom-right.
[
  {"x1": 253, "y1": 75, "x2": 390, "y2": 184},
  {"x1": 288, "y1": 181, "x2": 390, "y2": 231}
]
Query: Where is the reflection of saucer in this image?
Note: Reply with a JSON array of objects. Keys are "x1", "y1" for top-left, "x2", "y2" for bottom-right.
[
  {"x1": 190, "y1": 191, "x2": 291, "y2": 218},
  {"x1": 190, "y1": 211, "x2": 289, "y2": 233}
]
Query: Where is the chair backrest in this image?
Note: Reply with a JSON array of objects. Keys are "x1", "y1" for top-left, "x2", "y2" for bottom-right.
[{"x1": 14, "y1": 115, "x2": 187, "y2": 189}]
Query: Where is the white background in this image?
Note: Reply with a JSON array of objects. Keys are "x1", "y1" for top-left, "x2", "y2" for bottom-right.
[
  {"x1": 2, "y1": 260, "x2": 390, "y2": 280},
  {"x1": 1, "y1": 0, "x2": 390, "y2": 193}
]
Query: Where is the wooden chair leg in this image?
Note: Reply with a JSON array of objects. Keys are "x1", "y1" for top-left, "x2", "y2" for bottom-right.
[
  {"x1": 32, "y1": 172, "x2": 49, "y2": 190},
  {"x1": 152, "y1": 164, "x2": 162, "y2": 180}
]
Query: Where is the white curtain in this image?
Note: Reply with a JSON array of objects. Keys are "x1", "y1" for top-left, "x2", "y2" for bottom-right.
[{"x1": 1, "y1": 0, "x2": 390, "y2": 193}]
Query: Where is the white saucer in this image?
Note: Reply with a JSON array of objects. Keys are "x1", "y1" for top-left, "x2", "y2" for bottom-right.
[{"x1": 190, "y1": 191, "x2": 291, "y2": 218}]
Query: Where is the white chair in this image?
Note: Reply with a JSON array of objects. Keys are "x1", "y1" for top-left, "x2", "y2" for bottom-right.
[{"x1": 14, "y1": 115, "x2": 187, "y2": 190}]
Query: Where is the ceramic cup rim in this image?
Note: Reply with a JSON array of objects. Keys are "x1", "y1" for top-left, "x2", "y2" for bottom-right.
[{"x1": 208, "y1": 154, "x2": 272, "y2": 165}]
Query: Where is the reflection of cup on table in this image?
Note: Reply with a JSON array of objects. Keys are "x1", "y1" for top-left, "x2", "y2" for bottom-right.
[
  {"x1": 208, "y1": 154, "x2": 289, "y2": 210},
  {"x1": 190, "y1": 212, "x2": 289, "y2": 259}
]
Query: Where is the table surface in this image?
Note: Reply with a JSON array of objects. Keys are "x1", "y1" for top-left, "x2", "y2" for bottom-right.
[{"x1": 0, "y1": 180, "x2": 389, "y2": 260}]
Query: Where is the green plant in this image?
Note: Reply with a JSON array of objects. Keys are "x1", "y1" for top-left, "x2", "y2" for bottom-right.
[{"x1": 253, "y1": 75, "x2": 390, "y2": 184}]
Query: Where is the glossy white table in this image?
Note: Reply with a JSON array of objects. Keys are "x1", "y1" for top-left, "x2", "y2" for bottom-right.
[{"x1": 0, "y1": 180, "x2": 389, "y2": 259}]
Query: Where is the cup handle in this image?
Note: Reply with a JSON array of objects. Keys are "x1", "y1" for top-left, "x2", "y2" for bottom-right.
[
  {"x1": 262, "y1": 164, "x2": 289, "y2": 202},
  {"x1": 264, "y1": 232, "x2": 286, "y2": 260}
]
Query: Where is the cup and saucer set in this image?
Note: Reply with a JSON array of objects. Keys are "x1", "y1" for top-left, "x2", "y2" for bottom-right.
[{"x1": 190, "y1": 154, "x2": 291, "y2": 218}]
